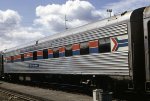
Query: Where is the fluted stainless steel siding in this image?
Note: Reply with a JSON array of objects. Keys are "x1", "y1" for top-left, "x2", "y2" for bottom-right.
[
  {"x1": 5, "y1": 23, "x2": 127, "y2": 56},
  {"x1": 4, "y1": 51, "x2": 129, "y2": 75},
  {"x1": 49, "y1": 24, "x2": 127, "y2": 48}
]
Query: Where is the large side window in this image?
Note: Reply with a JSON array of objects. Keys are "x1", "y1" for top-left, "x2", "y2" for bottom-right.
[
  {"x1": 53, "y1": 48, "x2": 59, "y2": 58},
  {"x1": 65, "y1": 45, "x2": 72, "y2": 57},
  {"x1": 99, "y1": 38, "x2": 111, "y2": 53},
  {"x1": 21, "y1": 54, "x2": 24, "y2": 61},
  {"x1": 80, "y1": 42, "x2": 89, "y2": 55},
  {"x1": 33, "y1": 51, "x2": 37, "y2": 60},
  {"x1": 11, "y1": 56, "x2": 14, "y2": 63},
  {"x1": 43, "y1": 49, "x2": 48, "y2": 59}
]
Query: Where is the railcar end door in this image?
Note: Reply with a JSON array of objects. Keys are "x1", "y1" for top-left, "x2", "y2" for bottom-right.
[{"x1": 144, "y1": 16, "x2": 150, "y2": 84}]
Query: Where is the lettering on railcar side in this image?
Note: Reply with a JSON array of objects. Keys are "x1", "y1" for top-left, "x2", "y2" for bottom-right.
[{"x1": 28, "y1": 64, "x2": 39, "y2": 68}]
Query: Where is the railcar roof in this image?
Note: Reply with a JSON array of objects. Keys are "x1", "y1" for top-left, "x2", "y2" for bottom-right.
[{"x1": 4, "y1": 9, "x2": 133, "y2": 53}]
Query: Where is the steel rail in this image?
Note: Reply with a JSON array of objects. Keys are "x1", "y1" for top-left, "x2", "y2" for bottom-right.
[{"x1": 0, "y1": 87, "x2": 51, "y2": 101}]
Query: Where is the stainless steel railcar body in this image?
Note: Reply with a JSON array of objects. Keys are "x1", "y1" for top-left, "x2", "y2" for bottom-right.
[
  {"x1": 3, "y1": 6, "x2": 148, "y2": 92},
  {"x1": 4, "y1": 14, "x2": 130, "y2": 76}
]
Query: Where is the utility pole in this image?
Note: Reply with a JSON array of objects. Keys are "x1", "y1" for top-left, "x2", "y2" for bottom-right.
[
  {"x1": 107, "y1": 9, "x2": 112, "y2": 17},
  {"x1": 65, "y1": 14, "x2": 68, "y2": 30}
]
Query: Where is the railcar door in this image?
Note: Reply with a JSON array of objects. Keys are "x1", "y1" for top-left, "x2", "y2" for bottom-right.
[{"x1": 143, "y1": 7, "x2": 150, "y2": 90}]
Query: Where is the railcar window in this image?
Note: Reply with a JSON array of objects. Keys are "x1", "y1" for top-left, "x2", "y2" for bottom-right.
[
  {"x1": 99, "y1": 38, "x2": 111, "y2": 53},
  {"x1": 80, "y1": 42, "x2": 89, "y2": 55},
  {"x1": 43, "y1": 49, "x2": 48, "y2": 59},
  {"x1": 33, "y1": 51, "x2": 37, "y2": 60},
  {"x1": 99, "y1": 43, "x2": 111, "y2": 53},
  {"x1": 65, "y1": 45, "x2": 72, "y2": 57},
  {"x1": 53, "y1": 48, "x2": 59, "y2": 58},
  {"x1": 21, "y1": 54, "x2": 24, "y2": 61},
  {"x1": 11, "y1": 56, "x2": 14, "y2": 63}
]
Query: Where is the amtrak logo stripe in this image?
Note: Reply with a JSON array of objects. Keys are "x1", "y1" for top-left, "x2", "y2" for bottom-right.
[
  {"x1": 111, "y1": 38, "x2": 118, "y2": 51},
  {"x1": 111, "y1": 35, "x2": 128, "y2": 51},
  {"x1": 116, "y1": 39, "x2": 128, "y2": 43}
]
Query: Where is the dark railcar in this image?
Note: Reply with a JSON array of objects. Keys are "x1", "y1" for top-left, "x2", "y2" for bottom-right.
[{"x1": 0, "y1": 53, "x2": 3, "y2": 78}]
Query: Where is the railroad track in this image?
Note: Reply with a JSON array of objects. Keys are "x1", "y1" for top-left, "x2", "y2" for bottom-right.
[
  {"x1": 0, "y1": 81, "x2": 93, "y2": 101},
  {"x1": 29, "y1": 81, "x2": 92, "y2": 95},
  {"x1": 3, "y1": 80, "x2": 150, "y2": 101},
  {"x1": 0, "y1": 87, "x2": 47, "y2": 101}
]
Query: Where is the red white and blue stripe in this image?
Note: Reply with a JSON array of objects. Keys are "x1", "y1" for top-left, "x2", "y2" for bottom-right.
[
  {"x1": 89, "y1": 40, "x2": 99, "y2": 53},
  {"x1": 48, "y1": 49, "x2": 53, "y2": 58},
  {"x1": 14, "y1": 55, "x2": 21, "y2": 62},
  {"x1": 6, "y1": 57, "x2": 11, "y2": 63},
  {"x1": 59, "y1": 47, "x2": 65, "y2": 57},
  {"x1": 72, "y1": 44, "x2": 80, "y2": 55},
  {"x1": 111, "y1": 35, "x2": 128, "y2": 51},
  {"x1": 24, "y1": 53, "x2": 33, "y2": 61},
  {"x1": 37, "y1": 51, "x2": 43, "y2": 59}
]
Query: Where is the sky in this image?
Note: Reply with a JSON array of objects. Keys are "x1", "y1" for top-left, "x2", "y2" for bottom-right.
[{"x1": 0, "y1": 0, "x2": 150, "y2": 51}]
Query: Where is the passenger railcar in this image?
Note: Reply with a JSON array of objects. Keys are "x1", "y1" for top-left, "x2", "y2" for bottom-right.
[{"x1": 1, "y1": 6, "x2": 150, "y2": 93}]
